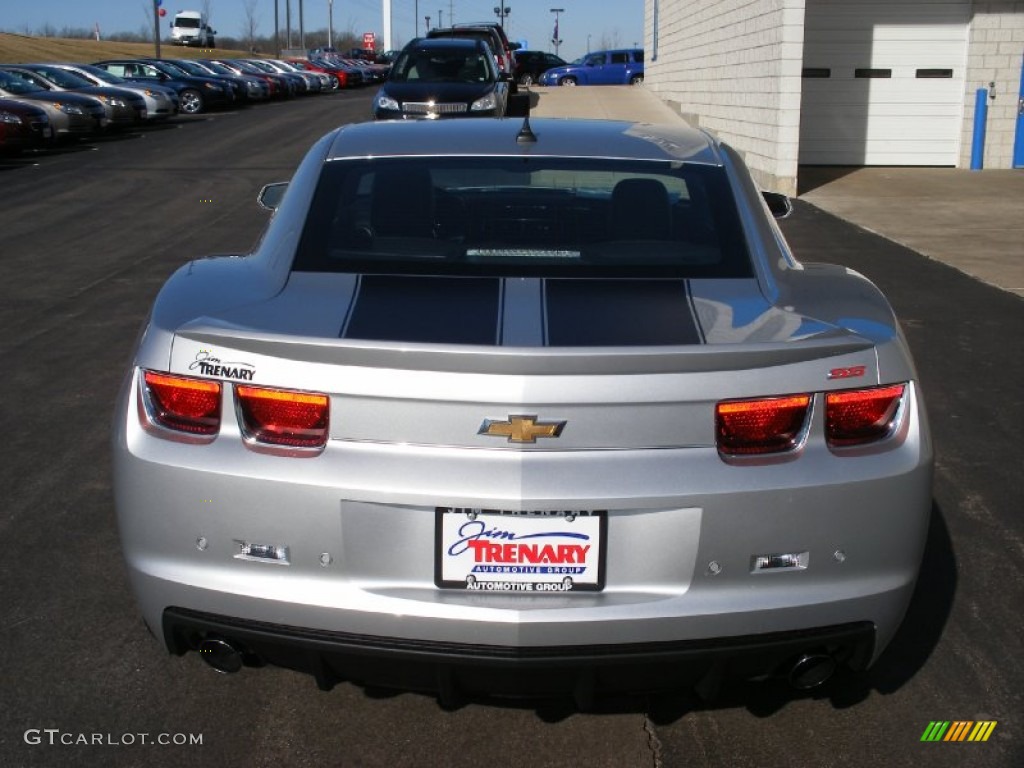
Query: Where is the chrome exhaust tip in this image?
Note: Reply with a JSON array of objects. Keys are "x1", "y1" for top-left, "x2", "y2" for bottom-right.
[
  {"x1": 197, "y1": 636, "x2": 244, "y2": 674},
  {"x1": 787, "y1": 653, "x2": 836, "y2": 690}
]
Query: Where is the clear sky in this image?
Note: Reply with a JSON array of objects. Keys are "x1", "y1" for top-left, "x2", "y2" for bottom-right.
[{"x1": 0, "y1": 1, "x2": 645, "y2": 61}]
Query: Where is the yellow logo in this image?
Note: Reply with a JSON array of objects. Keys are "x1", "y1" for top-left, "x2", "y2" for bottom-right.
[{"x1": 479, "y1": 415, "x2": 566, "y2": 443}]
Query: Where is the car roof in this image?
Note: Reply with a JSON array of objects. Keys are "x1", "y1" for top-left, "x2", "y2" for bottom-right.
[
  {"x1": 412, "y1": 36, "x2": 487, "y2": 48},
  {"x1": 428, "y1": 26, "x2": 504, "y2": 42},
  {"x1": 402, "y1": 37, "x2": 492, "y2": 55},
  {"x1": 326, "y1": 118, "x2": 722, "y2": 165},
  {"x1": 450, "y1": 21, "x2": 511, "y2": 36}
]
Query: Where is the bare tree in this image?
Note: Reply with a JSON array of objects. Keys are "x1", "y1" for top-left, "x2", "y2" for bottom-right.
[
  {"x1": 241, "y1": 0, "x2": 260, "y2": 53},
  {"x1": 141, "y1": 2, "x2": 154, "y2": 42},
  {"x1": 598, "y1": 30, "x2": 623, "y2": 51}
]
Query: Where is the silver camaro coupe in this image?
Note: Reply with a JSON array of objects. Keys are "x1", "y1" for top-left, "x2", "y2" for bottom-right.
[{"x1": 112, "y1": 116, "x2": 933, "y2": 701}]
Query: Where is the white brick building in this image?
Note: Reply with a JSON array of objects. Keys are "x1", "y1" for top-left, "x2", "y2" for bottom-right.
[{"x1": 644, "y1": 0, "x2": 1024, "y2": 194}]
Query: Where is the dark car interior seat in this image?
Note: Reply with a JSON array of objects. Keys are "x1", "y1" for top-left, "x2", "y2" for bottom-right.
[{"x1": 610, "y1": 178, "x2": 673, "y2": 241}]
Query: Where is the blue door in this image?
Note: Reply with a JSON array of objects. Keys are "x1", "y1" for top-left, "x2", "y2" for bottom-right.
[
  {"x1": 583, "y1": 53, "x2": 611, "y2": 84},
  {"x1": 1014, "y1": 53, "x2": 1024, "y2": 168}
]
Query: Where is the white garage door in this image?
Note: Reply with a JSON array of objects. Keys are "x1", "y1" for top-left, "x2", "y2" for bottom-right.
[{"x1": 799, "y1": 0, "x2": 969, "y2": 165}]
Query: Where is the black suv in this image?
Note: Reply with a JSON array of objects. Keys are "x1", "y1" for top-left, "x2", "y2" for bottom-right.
[
  {"x1": 426, "y1": 23, "x2": 519, "y2": 90},
  {"x1": 512, "y1": 50, "x2": 567, "y2": 86}
]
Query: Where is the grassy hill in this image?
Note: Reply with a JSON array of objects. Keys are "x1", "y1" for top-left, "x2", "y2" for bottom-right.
[{"x1": 0, "y1": 32, "x2": 257, "y2": 64}]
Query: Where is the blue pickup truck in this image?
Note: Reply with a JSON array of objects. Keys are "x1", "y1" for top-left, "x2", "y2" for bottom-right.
[{"x1": 538, "y1": 48, "x2": 644, "y2": 86}]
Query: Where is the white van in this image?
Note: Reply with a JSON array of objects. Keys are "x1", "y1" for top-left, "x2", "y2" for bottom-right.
[{"x1": 170, "y1": 11, "x2": 216, "y2": 48}]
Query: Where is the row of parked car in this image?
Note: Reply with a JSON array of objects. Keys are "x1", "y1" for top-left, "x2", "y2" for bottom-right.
[
  {"x1": 368, "y1": 26, "x2": 646, "y2": 121},
  {"x1": 0, "y1": 52, "x2": 389, "y2": 153}
]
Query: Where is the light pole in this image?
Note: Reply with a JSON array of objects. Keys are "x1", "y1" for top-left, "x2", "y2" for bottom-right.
[
  {"x1": 274, "y1": 0, "x2": 280, "y2": 57},
  {"x1": 587, "y1": 33, "x2": 591, "y2": 53},
  {"x1": 550, "y1": 8, "x2": 564, "y2": 57},
  {"x1": 493, "y1": 6, "x2": 510, "y2": 29},
  {"x1": 327, "y1": 0, "x2": 333, "y2": 48},
  {"x1": 151, "y1": 0, "x2": 161, "y2": 58},
  {"x1": 425, "y1": 15, "x2": 431, "y2": 31},
  {"x1": 286, "y1": 0, "x2": 291, "y2": 49},
  {"x1": 438, "y1": 10, "x2": 442, "y2": 28}
]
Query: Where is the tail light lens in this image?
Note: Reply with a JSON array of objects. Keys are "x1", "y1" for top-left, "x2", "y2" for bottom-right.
[
  {"x1": 236, "y1": 385, "x2": 329, "y2": 449},
  {"x1": 715, "y1": 394, "x2": 811, "y2": 456},
  {"x1": 826, "y1": 384, "x2": 905, "y2": 447},
  {"x1": 142, "y1": 371, "x2": 221, "y2": 436}
]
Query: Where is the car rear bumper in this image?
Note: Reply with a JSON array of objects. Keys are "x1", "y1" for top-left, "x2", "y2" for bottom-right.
[{"x1": 163, "y1": 606, "x2": 875, "y2": 697}]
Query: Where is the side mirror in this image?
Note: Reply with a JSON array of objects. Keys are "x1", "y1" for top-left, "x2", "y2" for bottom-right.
[
  {"x1": 762, "y1": 190, "x2": 792, "y2": 219},
  {"x1": 258, "y1": 182, "x2": 288, "y2": 211}
]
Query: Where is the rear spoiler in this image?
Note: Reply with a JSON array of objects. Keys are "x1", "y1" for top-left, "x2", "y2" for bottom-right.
[{"x1": 177, "y1": 321, "x2": 873, "y2": 376}]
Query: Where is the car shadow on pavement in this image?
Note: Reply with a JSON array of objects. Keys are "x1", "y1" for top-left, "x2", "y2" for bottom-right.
[{"x1": 0, "y1": 141, "x2": 96, "y2": 168}]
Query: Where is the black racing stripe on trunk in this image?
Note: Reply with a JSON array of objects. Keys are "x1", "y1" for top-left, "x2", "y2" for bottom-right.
[
  {"x1": 343, "y1": 275, "x2": 501, "y2": 345},
  {"x1": 545, "y1": 279, "x2": 701, "y2": 346}
]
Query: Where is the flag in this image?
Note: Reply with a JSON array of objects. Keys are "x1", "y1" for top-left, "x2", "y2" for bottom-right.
[{"x1": 552, "y1": 18, "x2": 559, "y2": 43}]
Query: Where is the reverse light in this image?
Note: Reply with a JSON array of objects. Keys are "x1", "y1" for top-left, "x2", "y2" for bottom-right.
[
  {"x1": 234, "y1": 540, "x2": 290, "y2": 565},
  {"x1": 825, "y1": 384, "x2": 906, "y2": 448},
  {"x1": 752, "y1": 551, "x2": 809, "y2": 573},
  {"x1": 142, "y1": 371, "x2": 221, "y2": 436},
  {"x1": 236, "y1": 385, "x2": 329, "y2": 449},
  {"x1": 716, "y1": 394, "x2": 812, "y2": 456}
]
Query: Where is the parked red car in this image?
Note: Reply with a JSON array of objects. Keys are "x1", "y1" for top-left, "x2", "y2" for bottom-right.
[
  {"x1": 0, "y1": 97, "x2": 53, "y2": 152},
  {"x1": 289, "y1": 59, "x2": 349, "y2": 89}
]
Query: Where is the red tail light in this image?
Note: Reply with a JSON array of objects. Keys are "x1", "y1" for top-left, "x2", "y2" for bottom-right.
[
  {"x1": 236, "y1": 385, "x2": 329, "y2": 449},
  {"x1": 716, "y1": 394, "x2": 812, "y2": 456},
  {"x1": 142, "y1": 371, "x2": 221, "y2": 436},
  {"x1": 826, "y1": 384, "x2": 905, "y2": 447}
]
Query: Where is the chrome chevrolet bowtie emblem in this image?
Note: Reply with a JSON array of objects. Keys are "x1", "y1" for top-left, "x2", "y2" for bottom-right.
[{"x1": 479, "y1": 415, "x2": 566, "y2": 443}]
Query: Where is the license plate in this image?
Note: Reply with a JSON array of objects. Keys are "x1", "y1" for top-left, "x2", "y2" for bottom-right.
[{"x1": 435, "y1": 508, "x2": 606, "y2": 592}]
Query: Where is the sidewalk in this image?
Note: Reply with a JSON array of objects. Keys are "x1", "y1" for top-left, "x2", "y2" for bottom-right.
[{"x1": 529, "y1": 85, "x2": 1023, "y2": 297}]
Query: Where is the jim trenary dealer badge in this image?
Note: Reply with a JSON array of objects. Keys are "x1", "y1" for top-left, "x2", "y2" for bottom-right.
[{"x1": 435, "y1": 508, "x2": 607, "y2": 592}]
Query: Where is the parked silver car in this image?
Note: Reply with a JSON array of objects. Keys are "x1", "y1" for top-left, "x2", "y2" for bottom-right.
[
  {"x1": 43, "y1": 62, "x2": 179, "y2": 120},
  {"x1": 0, "y1": 69, "x2": 104, "y2": 139},
  {"x1": 3, "y1": 65, "x2": 146, "y2": 128},
  {"x1": 113, "y1": 117, "x2": 932, "y2": 701}
]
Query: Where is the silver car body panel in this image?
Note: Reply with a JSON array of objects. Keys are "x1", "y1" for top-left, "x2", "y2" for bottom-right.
[{"x1": 113, "y1": 118, "x2": 932, "y2": 685}]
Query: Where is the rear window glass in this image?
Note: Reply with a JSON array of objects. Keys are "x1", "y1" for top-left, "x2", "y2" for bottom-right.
[{"x1": 293, "y1": 157, "x2": 752, "y2": 279}]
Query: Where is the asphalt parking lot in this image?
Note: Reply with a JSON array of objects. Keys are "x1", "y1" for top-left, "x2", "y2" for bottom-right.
[{"x1": 0, "y1": 88, "x2": 1020, "y2": 768}]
